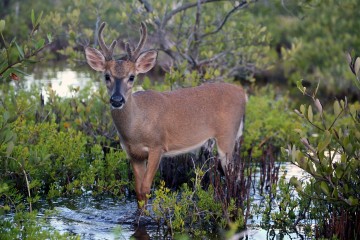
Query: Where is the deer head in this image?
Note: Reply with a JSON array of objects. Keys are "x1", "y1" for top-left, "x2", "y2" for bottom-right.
[{"x1": 85, "y1": 22, "x2": 157, "y2": 109}]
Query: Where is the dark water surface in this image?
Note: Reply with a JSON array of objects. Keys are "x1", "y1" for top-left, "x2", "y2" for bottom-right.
[{"x1": 41, "y1": 197, "x2": 144, "y2": 239}]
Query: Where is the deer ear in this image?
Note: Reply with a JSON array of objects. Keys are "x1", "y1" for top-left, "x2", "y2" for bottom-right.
[
  {"x1": 135, "y1": 50, "x2": 157, "y2": 74},
  {"x1": 85, "y1": 47, "x2": 106, "y2": 72}
]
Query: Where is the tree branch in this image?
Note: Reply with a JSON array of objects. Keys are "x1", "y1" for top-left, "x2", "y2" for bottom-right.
[
  {"x1": 201, "y1": 0, "x2": 249, "y2": 39},
  {"x1": 161, "y1": 0, "x2": 228, "y2": 29},
  {"x1": 137, "y1": 0, "x2": 161, "y2": 27},
  {"x1": 198, "y1": 52, "x2": 227, "y2": 66},
  {"x1": 191, "y1": 0, "x2": 202, "y2": 62}
]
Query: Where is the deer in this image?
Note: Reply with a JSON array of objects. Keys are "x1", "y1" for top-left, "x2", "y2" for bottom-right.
[{"x1": 84, "y1": 22, "x2": 247, "y2": 208}]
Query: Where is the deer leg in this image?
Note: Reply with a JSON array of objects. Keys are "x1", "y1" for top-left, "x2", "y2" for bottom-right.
[
  {"x1": 131, "y1": 159, "x2": 147, "y2": 208},
  {"x1": 140, "y1": 149, "x2": 162, "y2": 206},
  {"x1": 216, "y1": 135, "x2": 236, "y2": 173}
]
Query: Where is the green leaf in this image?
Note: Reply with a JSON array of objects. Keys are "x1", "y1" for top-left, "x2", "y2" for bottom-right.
[
  {"x1": 349, "y1": 105, "x2": 356, "y2": 116},
  {"x1": 345, "y1": 143, "x2": 353, "y2": 153},
  {"x1": 355, "y1": 57, "x2": 360, "y2": 77},
  {"x1": 340, "y1": 99, "x2": 346, "y2": 109},
  {"x1": 15, "y1": 42, "x2": 24, "y2": 59},
  {"x1": 47, "y1": 33, "x2": 53, "y2": 43},
  {"x1": 12, "y1": 67, "x2": 28, "y2": 76},
  {"x1": 337, "y1": 128, "x2": 343, "y2": 139},
  {"x1": 335, "y1": 167, "x2": 343, "y2": 178},
  {"x1": 300, "y1": 104, "x2": 306, "y2": 115},
  {"x1": 31, "y1": 9, "x2": 35, "y2": 27},
  {"x1": 320, "y1": 181, "x2": 330, "y2": 196},
  {"x1": 3, "y1": 111, "x2": 9, "y2": 122},
  {"x1": 332, "y1": 188, "x2": 338, "y2": 198},
  {"x1": 308, "y1": 105, "x2": 313, "y2": 122},
  {"x1": 0, "y1": 19, "x2": 5, "y2": 33},
  {"x1": 348, "y1": 196, "x2": 359, "y2": 206},
  {"x1": 35, "y1": 39, "x2": 45, "y2": 50},
  {"x1": 35, "y1": 11, "x2": 43, "y2": 27},
  {"x1": 355, "y1": 131, "x2": 360, "y2": 139},
  {"x1": 307, "y1": 161, "x2": 315, "y2": 174},
  {"x1": 6, "y1": 141, "x2": 14, "y2": 157},
  {"x1": 317, "y1": 130, "x2": 331, "y2": 152},
  {"x1": 297, "y1": 80, "x2": 306, "y2": 94},
  {"x1": 290, "y1": 176, "x2": 302, "y2": 191},
  {"x1": 334, "y1": 100, "x2": 341, "y2": 116},
  {"x1": 0, "y1": 58, "x2": 7, "y2": 73}
]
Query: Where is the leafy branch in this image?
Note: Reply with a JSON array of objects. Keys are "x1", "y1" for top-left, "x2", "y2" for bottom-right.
[{"x1": 0, "y1": 10, "x2": 51, "y2": 81}]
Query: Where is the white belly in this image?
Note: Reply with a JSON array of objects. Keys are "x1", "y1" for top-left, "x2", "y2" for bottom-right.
[{"x1": 163, "y1": 139, "x2": 210, "y2": 157}]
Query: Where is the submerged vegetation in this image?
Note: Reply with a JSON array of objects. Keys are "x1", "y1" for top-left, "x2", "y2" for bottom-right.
[{"x1": 1, "y1": 0, "x2": 360, "y2": 239}]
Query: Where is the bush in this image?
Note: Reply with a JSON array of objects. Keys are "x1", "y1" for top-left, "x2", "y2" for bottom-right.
[
  {"x1": 286, "y1": 79, "x2": 360, "y2": 239},
  {"x1": 244, "y1": 87, "x2": 302, "y2": 158}
]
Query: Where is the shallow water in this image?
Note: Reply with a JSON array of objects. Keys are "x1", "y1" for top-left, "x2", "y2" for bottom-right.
[
  {"x1": 24, "y1": 63, "x2": 94, "y2": 98},
  {"x1": 43, "y1": 197, "x2": 140, "y2": 239},
  {"x1": 36, "y1": 162, "x2": 307, "y2": 240}
]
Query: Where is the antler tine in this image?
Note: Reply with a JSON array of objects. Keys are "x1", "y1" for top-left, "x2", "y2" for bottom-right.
[
  {"x1": 98, "y1": 22, "x2": 117, "y2": 61},
  {"x1": 125, "y1": 42, "x2": 133, "y2": 59},
  {"x1": 131, "y1": 22, "x2": 147, "y2": 61}
]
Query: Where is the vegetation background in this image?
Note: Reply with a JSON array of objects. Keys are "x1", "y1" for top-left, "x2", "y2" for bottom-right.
[{"x1": 0, "y1": 0, "x2": 359, "y2": 239}]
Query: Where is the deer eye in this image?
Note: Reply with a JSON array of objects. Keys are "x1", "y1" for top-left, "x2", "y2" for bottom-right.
[
  {"x1": 104, "y1": 74, "x2": 111, "y2": 82},
  {"x1": 129, "y1": 75, "x2": 135, "y2": 82}
]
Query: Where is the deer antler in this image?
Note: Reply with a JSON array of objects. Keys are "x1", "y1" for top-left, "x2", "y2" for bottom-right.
[
  {"x1": 126, "y1": 22, "x2": 147, "y2": 61},
  {"x1": 98, "y1": 22, "x2": 117, "y2": 61}
]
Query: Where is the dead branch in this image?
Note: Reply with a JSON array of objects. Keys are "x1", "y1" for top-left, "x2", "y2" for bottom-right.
[{"x1": 201, "y1": 0, "x2": 249, "y2": 39}]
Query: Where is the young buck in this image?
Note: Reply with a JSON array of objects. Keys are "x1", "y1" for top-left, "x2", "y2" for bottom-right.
[{"x1": 85, "y1": 22, "x2": 247, "y2": 208}]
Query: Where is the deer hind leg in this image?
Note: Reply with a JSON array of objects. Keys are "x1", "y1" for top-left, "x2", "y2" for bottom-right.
[
  {"x1": 216, "y1": 117, "x2": 244, "y2": 173},
  {"x1": 216, "y1": 135, "x2": 236, "y2": 174},
  {"x1": 217, "y1": 117, "x2": 244, "y2": 176}
]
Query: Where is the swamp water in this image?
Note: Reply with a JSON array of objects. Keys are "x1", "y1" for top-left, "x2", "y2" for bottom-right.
[
  {"x1": 35, "y1": 162, "x2": 306, "y2": 240},
  {"x1": 20, "y1": 67, "x2": 308, "y2": 239}
]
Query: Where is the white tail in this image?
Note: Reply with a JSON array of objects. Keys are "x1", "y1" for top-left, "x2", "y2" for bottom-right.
[{"x1": 85, "y1": 22, "x2": 247, "y2": 208}]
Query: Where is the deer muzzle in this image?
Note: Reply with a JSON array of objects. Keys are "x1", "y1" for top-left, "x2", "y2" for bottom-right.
[
  {"x1": 110, "y1": 94, "x2": 125, "y2": 109},
  {"x1": 110, "y1": 78, "x2": 126, "y2": 109}
]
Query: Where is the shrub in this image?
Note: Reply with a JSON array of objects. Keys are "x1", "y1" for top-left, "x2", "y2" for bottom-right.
[
  {"x1": 244, "y1": 87, "x2": 302, "y2": 158},
  {"x1": 286, "y1": 79, "x2": 360, "y2": 239}
]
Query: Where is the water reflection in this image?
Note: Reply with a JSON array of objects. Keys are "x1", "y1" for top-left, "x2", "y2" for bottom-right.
[
  {"x1": 131, "y1": 225, "x2": 150, "y2": 240},
  {"x1": 24, "y1": 64, "x2": 95, "y2": 99},
  {"x1": 45, "y1": 196, "x2": 130, "y2": 238}
]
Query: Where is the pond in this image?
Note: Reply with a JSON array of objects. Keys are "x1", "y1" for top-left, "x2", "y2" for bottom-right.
[
  {"x1": 21, "y1": 67, "x2": 308, "y2": 239},
  {"x1": 34, "y1": 162, "x2": 306, "y2": 240},
  {"x1": 22, "y1": 63, "x2": 95, "y2": 99}
]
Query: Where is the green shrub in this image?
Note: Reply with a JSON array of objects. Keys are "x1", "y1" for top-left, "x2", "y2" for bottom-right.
[
  {"x1": 286, "y1": 80, "x2": 360, "y2": 239},
  {"x1": 0, "y1": 210, "x2": 79, "y2": 239},
  {"x1": 244, "y1": 87, "x2": 302, "y2": 158},
  {"x1": 0, "y1": 10, "x2": 51, "y2": 82},
  {"x1": 149, "y1": 166, "x2": 245, "y2": 238}
]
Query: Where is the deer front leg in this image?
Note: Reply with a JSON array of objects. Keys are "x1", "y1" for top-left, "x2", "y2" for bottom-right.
[
  {"x1": 140, "y1": 149, "x2": 162, "y2": 207},
  {"x1": 131, "y1": 159, "x2": 147, "y2": 208}
]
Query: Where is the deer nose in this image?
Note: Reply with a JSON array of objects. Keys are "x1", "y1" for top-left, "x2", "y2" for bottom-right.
[{"x1": 110, "y1": 95, "x2": 125, "y2": 109}]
